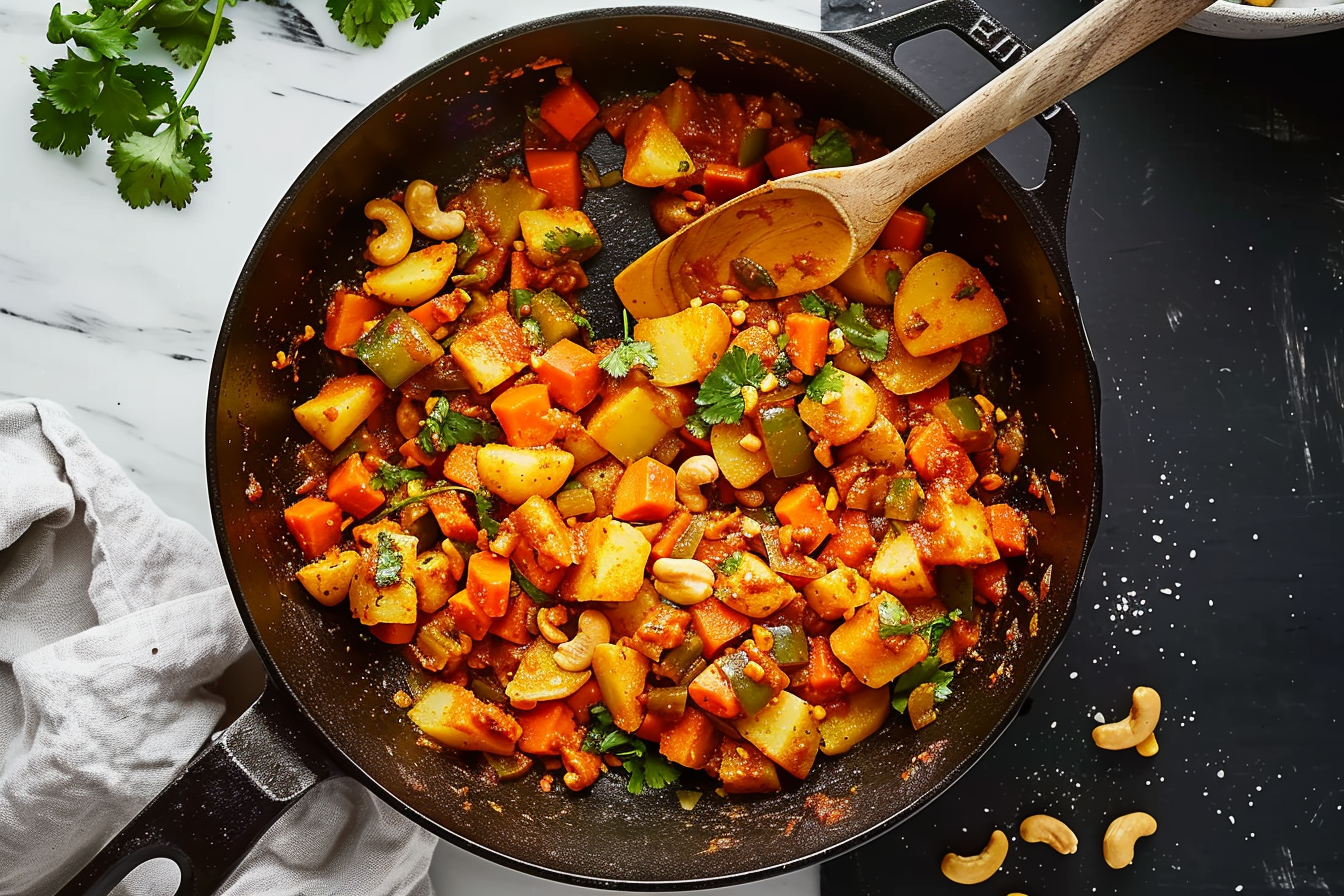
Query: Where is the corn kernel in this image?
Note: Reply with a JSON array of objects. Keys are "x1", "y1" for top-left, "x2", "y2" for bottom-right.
[
  {"x1": 814, "y1": 443, "x2": 834, "y2": 467},
  {"x1": 811, "y1": 705, "x2": 827, "y2": 721},
  {"x1": 825, "y1": 487, "x2": 839, "y2": 512},
  {"x1": 730, "y1": 309, "x2": 747, "y2": 326},
  {"x1": 740, "y1": 386, "x2": 759, "y2": 415},
  {"x1": 740, "y1": 517, "x2": 762, "y2": 536},
  {"x1": 766, "y1": 320, "x2": 781, "y2": 336},
  {"x1": 721, "y1": 287, "x2": 743, "y2": 302},
  {"x1": 827, "y1": 329, "x2": 846, "y2": 355},
  {"x1": 759, "y1": 372, "x2": 779, "y2": 394},
  {"x1": 735, "y1": 299, "x2": 749, "y2": 311},
  {"x1": 689, "y1": 297, "x2": 703, "y2": 308},
  {"x1": 974, "y1": 394, "x2": 995, "y2": 416},
  {"x1": 752, "y1": 625, "x2": 774, "y2": 653},
  {"x1": 744, "y1": 661, "x2": 765, "y2": 682},
  {"x1": 738, "y1": 433, "x2": 763, "y2": 452},
  {"x1": 995, "y1": 407, "x2": 1008, "y2": 423}
]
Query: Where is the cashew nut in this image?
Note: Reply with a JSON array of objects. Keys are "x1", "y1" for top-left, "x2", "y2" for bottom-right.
[
  {"x1": 940, "y1": 830, "x2": 1008, "y2": 885},
  {"x1": 537, "y1": 605, "x2": 570, "y2": 644},
  {"x1": 1102, "y1": 811, "x2": 1157, "y2": 869},
  {"x1": 363, "y1": 198, "x2": 413, "y2": 266},
  {"x1": 675, "y1": 456, "x2": 719, "y2": 512},
  {"x1": 554, "y1": 609, "x2": 610, "y2": 672},
  {"x1": 1092, "y1": 686, "x2": 1161, "y2": 750},
  {"x1": 1019, "y1": 814, "x2": 1078, "y2": 855},
  {"x1": 404, "y1": 179, "x2": 466, "y2": 240},
  {"x1": 651, "y1": 558, "x2": 715, "y2": 606},
  {"x1": 1136, "y1": 732, "x2": 1159, "y2": 757}
]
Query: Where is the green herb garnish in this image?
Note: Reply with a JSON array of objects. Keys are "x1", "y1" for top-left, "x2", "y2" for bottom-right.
[
  {"x1": 511, "y1": 563, "x2": 553, "y2": 606},
  {"x1": 368, "y1": 459, "x2": 426, "y2": 493},
  {"x1": 474, "y1": 487, "x2": 500, "y2": 538},
  {"x1": 954, "y1": 282, "x2": 980, "y2": 300},
  {"x1": 877, "y1": 598, "x2": 915, "y2": 639},
  {"x1": 599, "y1": 309, "x2": 659, "y2": 379},
  {"x1": 834, "y1": 302, "x2": 889, "y2": 363},
  {"x1": 541, "y1": 227, "x2": 598, "y2": 255},
  {"x1": 694, "y1": 345, "x2": 768, "y2": 425},
  {"x1": 417, "y1": 402, "x2": 502, "y2": 455},
  {"x1": 800, "y1": 291, "x2": 839, "y2": 320},
  {"x1": 718, "y1": 552, "x2": 744, "y2": 577},
  {"x1": 891, "y1": 657, "x2": 954, "y2": 714},
  {"x1": 373, "y1": 530, "x2": 403, "y2": 588},
  {"x1": 805, "y1": 362, "x2": 845, "y2": 404},
  {"x1": 809, "y1": 128, "x2": 853, "y2": 169},
  {"x1": 583, "y1": 704, "x2": 680, "y2": 794}
]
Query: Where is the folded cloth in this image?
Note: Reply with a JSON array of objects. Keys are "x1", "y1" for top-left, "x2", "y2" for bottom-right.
[{"x1": 0, "y1": 400, "x2": 437, "y2": 896}]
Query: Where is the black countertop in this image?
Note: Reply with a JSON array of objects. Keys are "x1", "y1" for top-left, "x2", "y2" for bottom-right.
[{"x1": 818, "y1": 2, "x2": 1344, "y2": 893}]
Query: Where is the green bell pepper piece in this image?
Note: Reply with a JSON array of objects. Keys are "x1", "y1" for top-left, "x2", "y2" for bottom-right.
[
  {"x1": 670, "y1": 515, "x2": 707, "y2": 560},
  {"x1": 759, "y1": 405, "x2": 814, "y2": 479},
  {"x1": 718, "y1": 650, "x2": 774, "y2": 716},
  {"x1": 655, "y1": 631, "x2": 705, "y2": 683},
  {"x1": 353, "y1": 309, "x2": 443, "y2": 389},
  {"x1": 885, "y1": 476, "x2": 925, "y2": 522},
  {"x1": 738, "y1": 127, "x2": 769, "y2": 167},
  {"x1": 485, "y1": 751, "x2": 534, "y2": 781},
  {"x1": 526, "y1": 288, "x2": 580, "y2": 347},
  {"x1": 933, "y1": 396, "x2": 994, "y2": 452},
  {"x1": 766, "y1": 623, "x2": 809, "y2": 667}
]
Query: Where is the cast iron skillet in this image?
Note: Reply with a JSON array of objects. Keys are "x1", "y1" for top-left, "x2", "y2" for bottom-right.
[{"x1": 59, "y1": 3, "x2": 1101, "y2": 893}]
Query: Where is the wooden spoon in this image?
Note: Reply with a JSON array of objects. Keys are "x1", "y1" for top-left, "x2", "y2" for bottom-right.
[{"x1": 614, "y1": 0, "x2": 1215, "y2": 318}]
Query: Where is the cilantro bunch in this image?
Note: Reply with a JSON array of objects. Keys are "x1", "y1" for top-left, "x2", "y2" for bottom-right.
[
  {"x1": 30, "y1": 0, "x2": 448, "y2": 209},
  {"x1": 583, "y1": 704, "x2": 680, "y2": 794}
]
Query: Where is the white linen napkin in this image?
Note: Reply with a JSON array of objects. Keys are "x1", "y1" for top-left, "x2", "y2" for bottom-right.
[{"x1": 0, "y1": 399, "x2": 437, "y2": 896}]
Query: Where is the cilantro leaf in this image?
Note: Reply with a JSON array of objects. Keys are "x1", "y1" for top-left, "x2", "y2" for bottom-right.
[
  {"x1": 409, "y1": 0, "x2": 443, "y2": 27},
  {"x1": 521, "y1": 318, "x2": 544, "y2": 348},
  {"x1": 772, "y1": 352, "x2": 793, "y2": 377},
  {"x1": 368, "y1": 458, "x2": 426, "y2": 492},
  {"x1": 954, "y1": 282, "x2": 980, "y2": 300},
  {"x1": 682, "y1": 414, "x2": 710, "y2": 441},
  {"x1": 805, "y1": 362, "x2": 844, "y2": 404},
  {"x1": 694, "y1": 345, "x2": 767, "y2": 425},
  {"x1": 834, "y1": 302, "x2": 889, "y2": 363},
  {"x1": 474, "y1": 488, "x2": 500, "y2": 538},
  {"x1": 43, "y1": 51, "x2": 105, "y2": 112},
  {"x1": 455, "y1": 230, "x2": 478, "y2": 267},
  {"x1": 47, "y1": 5, "x2": 137, "y2": 59},
  {"x1": 809, "y1": 128, "x2": 853, "y2": 169},
  {"x1": 541, "y1": 227, "x2": 597, "y2": 255},
  {"x1": 799, "y1": 291, "x2": 838, "y2": 320},
  {"x1": 582, "y1": 704, "x2": 680, "y2": 795},
  {"x1": 877, "y1": 597, "x2": 914, "y2": 639},
  {"x1": 718, "y1": 552, "x2": 743, "y2": 576},
  {"x1": 30, "y1": 96, "x2": 93, "y2": 154},
  {"x1": 918, "y1": 608, "x2": 963, "y2": 648},
  {"x1": 143, "y1": 0, "x2": 236, "y2": 68},
  {"x1": 109, "y1": 121, "x2": 210, "y2": 209},
  {"x1": 886, "y1": 268, "x2": 903, "y2": 296},
  {"x1": 333, "y1": 0, "x2": 413, "y2": 48},
  {"x1": 417, "y1": 401, "x2": 503, "y2": 455},
  {"x1": 890, "y1": 656, "x2": 955, "y2": 714},
  {"x1": 573, "y1": 314, "x2": 595, "y2": 341},
  {"x1": 598, "y1": 339, "x2": 658, "y2": 379},
  {"x1": 373, "y1": 530, "x2": 403, "y2": 587},
  {"x1": 512, "y1": 563, "x2": 553, "y2": 606},
  {"x1": 119, "y1": 63, "x2": 176, "y2": 113},
  {"x1": 90, "y1": 64, "x2": 147, "y2": 141}
]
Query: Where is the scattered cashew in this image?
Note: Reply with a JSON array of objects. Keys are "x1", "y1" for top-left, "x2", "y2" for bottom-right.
[
  {"x1": 1102, "y1": 812, "x2": 1157, "y2": 869},
  {"x1": 1136, "y1": 732, "x2": 1159, "y2": 757},
  {"x1": 941, "y1": 830, "x2": 1008, "y2": 885},
  {"x1": 1092, "y1": 686, "x2": 1161, "y2": 750},
  {"x1": 651, "y1": 557, "x2": 715, "y2": 606},
  {"x1": 675, "y1": 456, "x2": 719, "y2": 512},
  {"x1": 537, "y1": 605, "x2": 570, "y2": 644},
  {"x1": 363, "y1": 198, "x2": 413, "y2": 266},
  {"x1": 404, "y1": 179, "x2": 467, "y2": 240},
  {"x1": 1019, "y1": 814, "x2": 1078, "y2": 855},
  {"x1": 554, "y1": 609, "x2": 611, "y2": 672}
]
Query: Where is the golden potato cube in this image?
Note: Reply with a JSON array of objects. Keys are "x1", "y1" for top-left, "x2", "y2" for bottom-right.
[
  {"x1": 718, "y1": 551, "x2": 797, "y2": 619},
  {"x1": 818, "y1": 685, "x2": 891, "y2": 756},
  {"x1": 504, "y1": 638, "x2": 592, "y2": 705},
  {"x1": 711, "y1": 420, "x2": 771, "y2": 489},
  {"x1": 586, "y1": 384, "x2": 674, "y2": 465},
  {"x1": 735, "y1": 689, "x2": 821, "y2": 780},
  {"x1": 412, "y1": 550, "x2": 457, "y2": 614},
  {"x1": 519, "y1": 208, "x2": 602, "y2": 267},
  {"x1": 363, "y1": 242, "x2": 457, "y2": 307},
  {"x1": 798, "y1": 370, "x2": 878, "y2": 446},
  {"x1": 560, "y1": 517, "x2": 651, "y2": 603},
  {"x1": 592, "y1": 642, "x2": 651, "y2": 733},
  {"x1": 296, "y1": 550, "x2": 360, "y2": 607},
  {"x1": 869, "y1": 527, "x2": 937, "y2": 600},
  {"x1": 408, "y1": 682, "x2": 522, "y2": 755},
  {"x1": 292, "y1": 374, "x2": 387, "y2": 451},
  {"x1": 476, "y1": 444, "x2": 575, "y2": 506},
  {"x1": 348, "y1": 531, "x2": 418, "y2": 625},
  {"x1": 916, "y1": 487, "x2": 1001, "y2": 567},
  {"x1": 803, "y1": 566, "x2": 874, "y2": 621},
  {"x1": 450, "y1": 312, "x2": 532, "y2": 394},
  {"x1": 834, "y1": 248, "x2": 920, "y2": 306},
  {"x1": 634, "y1": 303, "x2": 733, "y2": 387},
  {"x1": 895, "y1": 251, "x2": 1007, "y2": 357},
  {"x1": 829, "y1": 594, "x2": 929, "y2": 687}
]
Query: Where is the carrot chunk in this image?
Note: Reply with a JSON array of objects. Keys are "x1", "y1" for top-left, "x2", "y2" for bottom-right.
[
  {"x1": 985, "y1": 504, "x2": 1030, "y2": 556},
  {"x1": 877, "y1": 206, "x2": 928, "y2": 253},
  {"x1": 540, "y1": 82, "x2": 600, "y2": 141},
  {"x1": 650, "y1": 507, "x2": 693, "y2": 561},
  {"x1": 658, "y1": 705, "x2": 721, "y2": 770},
  {"x1": 774, "y1": 483, "x2": 838, "y2": 553},
  {"x1": 466, "y1": 551, "x2": 511, "y2": 618},
  {"x1": 525, "y1": 149, "x2": 584, "y2": 210},
  {"x1": 535, "y1": 339, "x2": 602, "y2": 412},
  {"x1": 441, "y1": 444, "x2": 481, "y2": 490},
  {"x1": 326, "y1": 454, "x2": 386, "y2": 519},
  {"x1": 516, "y1": 700, "x2": 579, "y2": 756},
  {"x1": 784, "y1": 313, "x2": 830, "y2": 376},
  {"x1": 423, "y1": 491, "x2": 478, "y2": 542},
  {"x1": 612, "y1": 456, "x2": 677, "y2": 522},
  {"x1": 370, "y1": 621, "x2": 417, "y2": 644},
  {"x1": 687, "y1": 597, "x2": 751, "y2": 658},
  {"x1": 489, "y1": 590, "x2": 535, "y2": 645},
  {"x1": 448, "y1": 591, "x2": 492, "y2": 640},
  {"x1": 323, "y1": 289, "x2": 386, "y2": 351},
  {"x1": 492, "y1": 383, "x2": 559, "y2": 447},
  {"x1": 702, "y1": 161, "x2": 765, "y2": 204},
  {"x1": 284, "y1": 496, "x2": 343, "y2": 560},
  {"x1": 763, "y1": 135, "x2": 814, "y2": 179},
  {"x1": 816, "y1": 509, "x2": 877, "y2": 570},
  {"x1": 687, "y1": 663, "x2": 742, "y2": 719}
]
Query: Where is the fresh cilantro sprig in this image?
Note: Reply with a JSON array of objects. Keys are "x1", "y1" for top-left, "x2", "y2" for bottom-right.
[
  {"x1": 31, "y1": 0, "x2": 230, "y2": 208},
  {"x1": 809, "y1": 128, "x2": 853, "y2": 169},
  {"x1": 833, "y1": 303, "x2": 889, "y2": 363},
  {"x1": 891, "y1": 657, "x2": 954, "y2": 714},
  {"x1": 511, "y1": 563, "x2": 553, "y2": 606},
  {"x1": 877, "y1": 598, "x2": 915, "y2": 639},
  {"x1": 368, "y1": 458, "x2": 426, "y2": 493},
  {"x1": 325, "y1": 0, "x2": 444, "y2": 47},
  {"x1": 799, "y1": 292, "x2": 839, "y2": 321},
  {"x1": 373, "y1": 531, "x2": 403, "y2": 587},
  {"x1": 717, "y1": 552, "x2": 744, "y2": 576},
  {"x1": 583, "y1": 704, "x2": 680, "y2": 794},
  {"x1": 417, "y1": 401, "x2": 503, "y2": 455},
  {"x1": 573, "y1": 314, "x2": 595, "y2": 342},
  {"x1": 805, "y1": 362, "x2": 844, "y2": 403},
  {"x1": 694, "y1": 345, "x2": 767, "y2": 425},
  {"x1": 474, "y1": 487, "x2": 500, "y2": 538},
  {"x1": 521, "y1": 318, "x2": 545, "y2": 348},
  {"x1": 599, "y1": 309, "x2": 658, "y2": 379}
]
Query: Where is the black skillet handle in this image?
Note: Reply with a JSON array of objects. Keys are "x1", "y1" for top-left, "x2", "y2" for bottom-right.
[
  {"x1": 55, "y1": 683, "x2": 336, "y2": 896},
  {"x1": 827, "y1": 0, "x2": 1080, "y2": 244}
]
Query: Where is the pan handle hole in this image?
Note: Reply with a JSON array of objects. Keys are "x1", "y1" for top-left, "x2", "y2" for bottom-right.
[
  {"x1": 107, "y1": 857, "x2": 183, "y2": 896},
  {"x1": 892, "y1": 30, "x2": 1051, "y2": 190}
]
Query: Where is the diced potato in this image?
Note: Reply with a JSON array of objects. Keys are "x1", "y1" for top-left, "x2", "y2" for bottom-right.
[
  {"x1": 895, "y1": 251, "x2": 1007, "y2": 357},
  {"x1": 837, "y1": 413, "x2": 906, "y2": 467},
  {"x1": 833, "y1": 248, "x2": 920, "y2": 306},
  {"x1": 348, "y1": 531, "x2": 419, "y2": 625},
  {"x1": 586, "y1": 383, "x2": 675, "y2": 465},
  {"x1": 735, "y1": 689, "x2": 820, "y2": 780},
  {"x1": 591, "y1": 642, "x2": 650, "y2": 733},
  {"x1": 408, "y1": 682, "x2": 522, "y2": 755},
  {"x1": 634, "y1": 304, "x2": 733, "y2": 387},
  {"x1": 574, "y1": 457, "x2": 623, "y2": 517},
  {"x1": 798, "y1": 370, "x2": 878, "y2": 445},
  {"x1": 462, "y1": 172, "x2": 549, "y2": 246},
  {"x1": 818, "y1": 685, "x2": 891, "y2": 756},
  {"x1": 601, "y1": 581, "x2": 662, "y2": 639},
  {"x1": 450, "y1": 312, "x2": 532, "y2": 394},
  {"x1": 711, "y1": 420, "x2": 771, "y2": 489},
  {"x1": 363, "y1": 242, "x2": 457, "y2": 307},
  {"x1": 623, "y1": 105, "x2": 694, "y2": 188},
  {"x1": 507, "y1": 495, "x2": 577, "y2": 568},
  {"x1": 915, "y1": 486, "x2": 1001, "y2": 567},
  {"x1": 869, "y1": 337, "x2": 962, "y2": 396},
  {"x1": 560, "y1": 517, "x2": 651, "y2": 603},
  {"x1": 869, "y1": 526, "x2": 937, "y2": 600},
  {"x1": 293, "y1": 374, "x2": 387, "y2": 451},
  {"x1": 504, "y1": 638, "x2": 592, "y2": 705},
  {"x1": 562, "y1": 423, "x2": 608, "y2": 471},
  {"x1": 831, "y1": 344, "x2": 870, "y2": 377},
  {"x1": 519, "y1": 208, "x2": 602, "y2": 267},
  {"x1": 476, "y1": 444, "x2": 574, "y2": 505},
  {"x1": 717, "y1": 551, "x2": 796, "y2": 619},
  {"x1": 412, "y1": 550, "x2": 457, "y2": 614},
  {"x1": 803, "y1": 566, "x2": 874, "y2": 621},
  {"x1": 829, "y1": 594, "x2": 929, "y2": 687},
  {"x1": 296, "y1": 550, "x2": 360, "y2": 606},
  {"x1": 717, "y1": 739, "x2": 781, "y2": 793}
]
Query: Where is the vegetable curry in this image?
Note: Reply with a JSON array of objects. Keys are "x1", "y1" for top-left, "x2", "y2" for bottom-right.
[{"x1": 284, "y1": 67, "x2": 1034, "y2": 796}]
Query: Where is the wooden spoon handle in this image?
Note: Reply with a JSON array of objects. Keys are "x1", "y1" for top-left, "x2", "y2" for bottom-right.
[{"x1": 857, "y1": 0, "x2": 1213, "y2": 215}]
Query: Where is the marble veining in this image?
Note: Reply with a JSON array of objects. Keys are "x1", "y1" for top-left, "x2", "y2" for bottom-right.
[{"x1": 1, "y1": 0, "x2": 821, "y2": 891}]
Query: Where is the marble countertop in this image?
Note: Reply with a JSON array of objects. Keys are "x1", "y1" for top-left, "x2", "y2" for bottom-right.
[{"x1": 0, "y1": 0, "x2": 819, "y2": 893}]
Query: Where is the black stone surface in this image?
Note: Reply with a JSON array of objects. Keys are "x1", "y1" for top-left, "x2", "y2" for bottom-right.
[{"x1": 818, "y1": 2, "x2": 1344, "y2": 893}]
